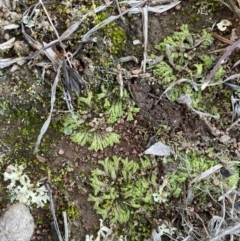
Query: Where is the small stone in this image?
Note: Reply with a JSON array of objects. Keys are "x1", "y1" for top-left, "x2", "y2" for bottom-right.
[
  {"x1": 144, "y1": 141, "x2": 171, "y2": 156},
  {"x1": 131, "y1": 69, "x2": 141, "y2": 75},
  {"x1": 82, "y1": 114, "x2": 88, "y2": 120},
  {"x1": 220, "y1": 167, "x2": 234, "y2": 178},
  {"x1": 0, "y1": 203, "x2": 34, "y2": 241},
  {"x1": 212, "y1": 179, "x2": 220, "y2": 186},
  {"x1": 106, "y1": 126, "x2": 113, "y2": 132},
  {"x1": 120, "y1": 118, "x2": 125, "y2": 124},
  {"x1": 133, "y1": 40, "x2": 141, "y2": 45},
  {"x1": 58, "y1": 149, "x2": 65, "y2": 155},
  {"x1": 120, "y1": 6, "x2": 126, "y2": 12},
  {"x1": 219, "y1": 135, "x2": 231, "y2": 143},
  {"x1": 234, "y1": 202, "x2": 240, "y2": 211},
  {"x1": 132, "y1": 149, "x2": 137, "y2": 154},
  {"x1": 36, "y1": 154, "x2": 47, "y2": 163},
  {"x1": 89, "y1": 122, "x2": 95, "y2": 128},
  {"x1": 175, "y1": 4, "x2": 181, "y2": 10}
]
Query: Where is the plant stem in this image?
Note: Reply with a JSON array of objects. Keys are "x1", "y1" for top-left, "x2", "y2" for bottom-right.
[{"x1": 227, "y1": 0, "x2": 240, "y2": 23}]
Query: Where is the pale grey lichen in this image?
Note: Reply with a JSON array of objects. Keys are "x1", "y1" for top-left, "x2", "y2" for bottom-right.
[{"x1": 3, "y1": 164, "x2": 49, "y2": 208}]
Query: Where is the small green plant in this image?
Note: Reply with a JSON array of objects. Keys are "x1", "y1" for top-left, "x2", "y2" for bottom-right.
[
  {"x1": 153, "y1": 24, "x2": 217, "y2": 87},
  {"x1": 150, "y1": 24, "x2": 228, "y2": 116},
  {"x1": 165, "y1": 150, "x2": 239, "y2": 200},
  {"x1": 62, "y1": 85, "x2": 139, "y2": 151},
  {"x1": 94, "y1": 12, "x2": 126, "y2": 55},
  {"x1": 88, "y1": 155, "x2": 158, "y2": 239},
  {"x1": 0, "y1": 98, "x2": 9, "y2": 115}
]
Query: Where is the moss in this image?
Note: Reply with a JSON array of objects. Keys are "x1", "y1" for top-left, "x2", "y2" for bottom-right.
[
  {"x1": 88, "y1": 155, "x2": 158, "y2": 239},
  {"x1": 66, "y1": 202, "x2": 80, "y2": 220},
  {"x1": 0, "y1": 65, "x2": 75, "y2": 222},
  {"x1": 2, "y1": 105, "x2": 57, "y2": 158},
  {"x1": 164, "y1": 149, "x2": 239, "y2": 202},
  {"x1": 95, "y1": 12, "x2": 126, "y2": 55},
  {"x1": 150, "y1": 24, "x2": 231, "y2": 118},
  {"x1": 62, "y1": 84, "x2": 139, "y2": 151},
  {"x1": 108, "y1": 27, "x2": 126, "y2": 54}
]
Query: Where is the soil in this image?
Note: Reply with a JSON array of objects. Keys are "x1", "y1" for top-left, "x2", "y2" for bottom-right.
[{"x1": 1, "y1": 0, "x2": 240, "y2": 241}]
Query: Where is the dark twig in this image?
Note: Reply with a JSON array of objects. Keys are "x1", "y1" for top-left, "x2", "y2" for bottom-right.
[
  {"x1": 46, "y1": 183, "x2": 64, "y2": 241},
  {"x1": 227, "y1": 0, "x2": 240, "y2": 23},
  {"x1": 114, "y1": 0, "x2": 126, "y2": 24},
  {"x1": 201, "y1": 38, "x2": 240, "y2": 90}
]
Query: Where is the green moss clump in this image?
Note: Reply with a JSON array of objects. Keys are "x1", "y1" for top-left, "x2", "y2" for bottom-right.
[
  {"x1": 66, "y1": 202, "x2": 80, "y2": 220},
  {"x1": 152, "y1": 60, "x2": 176, "y2": 87},
  {"x1": 0, "y1": 98, "x2": 9, "y2": 116},
  {"x1": 165, "y1": 150, "x2": 239, "y2": 201},
  {"x1": 154, "y1": 24, "x2": 214, "y2": 80},
  {"x1": 150, "y1": 24, "x2": 230, "y2": 117},
  {"x1": 88, "y1": 155, "x2": 158, "y2": 239},
  {"x1": 95, "y1": 12, "x2": 126, "y2": 55},
  {"x1": 108, "y1": 26, "x2": 126, "y2": 54},
  {"x1": 62, "y1": 85, "x2": 139, "y2": 151}
]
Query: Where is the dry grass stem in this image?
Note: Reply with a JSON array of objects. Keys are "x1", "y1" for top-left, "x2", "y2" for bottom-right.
[
  {"x1": 34, "y1": 66, "x2": 61, "y2": 154},
  {"x1": 0, "y1": 37, "x2": 15, "y2": 50},
  {"x1": 46, "y1": 183, "x2": 65, "y2": 241},
  {"x1": 142, "y1": 6, "x2": 148, "y2": 73},
  {"x1": 157, "y1": 78, "x2": 199, "y2": 102},
  {"x1": 116, "y1": 64, "x2": 124, "y2": 98},
  {"x1": 188, "y1": 164, "x2": 223, "y2": 189},
  {"x1": 202, "y1": 38, "x2": 240, "y2": 90}
]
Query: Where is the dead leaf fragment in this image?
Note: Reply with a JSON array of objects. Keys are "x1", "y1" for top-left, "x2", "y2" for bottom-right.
[
  {"x1": 3, "y1": 23, "x2": 19, "y2": 30},
  {"x1": 144, "y1": 141, "x2": 171, "y2": 156},
  {"x1": 36, "y1": 154, "x2": 47, "y2": 163}
]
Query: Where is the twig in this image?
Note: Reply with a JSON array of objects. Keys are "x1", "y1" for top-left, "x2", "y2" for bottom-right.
[
  {"x1": 63, "y1": 211, "x2": 69, "y2": 241},
  {"x1": 82, "y1": 0, "x2": 148, "y2": 41},
  {"x1": 157, "y1": 78, "x2": 199, "y2": 103},
  {"x1": 227, "y1": 0, "x2": 240, "y2": 23},
  {"x1": 46, "y1": 183, "x2": 64, "y2": 241},
  {"x1": 142, "y1": 6, "x2": 148, "y2": 73},
  {"x1": 116, "y1": 64, "x2": 124, "y2": 98},
  {"x1": 39, "y1": 0, "x2": 60, "y2": 39},
  {"x1": 201, "y1": 38, "x2": 240, "y2": 90},
  {"x1": 226, "y1": 118, "x2": 240, "y2": 131},
  {"x1": 114, "y1": 0, "x2": 126, "y2": 24},
  {"x1": 216, "y1": 0, "x2": 232, "y2": 11},
  {"x1": 34, "y1": 66, "x2": 61, "y2": 153},
  {"x1": 216, "y1": 183, "x2": 226, "y2": 235},
  {"x1": 212, "y1": 32, "x2": 234, "y2": 45},
  {"x1": 206, "y1": 222, "x2": 240, "y2": 241}
]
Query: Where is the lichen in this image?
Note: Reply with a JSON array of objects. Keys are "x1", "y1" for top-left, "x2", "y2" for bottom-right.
[{"x1": 3, "y1": 164, "x2": 49, "y2": 208}]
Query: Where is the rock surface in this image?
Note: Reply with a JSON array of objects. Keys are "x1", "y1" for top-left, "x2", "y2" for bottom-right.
[{"x1": 0, "y1": 203, "x2": 34, "y2": 241}]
